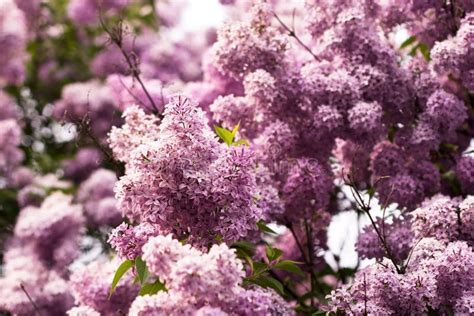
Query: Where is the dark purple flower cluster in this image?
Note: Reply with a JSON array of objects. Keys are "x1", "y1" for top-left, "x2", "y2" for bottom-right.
[{"x1": 111, "y1": 95, "x2": 263, "y2": 249}]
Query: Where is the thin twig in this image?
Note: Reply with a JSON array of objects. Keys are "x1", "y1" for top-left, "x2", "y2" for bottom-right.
[
  {"x1": 20, "y1": 283, "x2": 42, "y2": 316},
  {"x1": 344, "y1": 174, "x2": 403, "y2": 274},
  {"x1": 99, "y1": 14, "x2": 160, "y2": 115},
  {"x1": 304, "y1": 220, "x2": 316, "y2": 307},
  {"x1": 272, "y1": 12, "x2": 320, "y2": 62},
  {"x1": 286, "y1": 219, "x2": 326, "y2": 298},
  {"x1": 286, "y1": 220, "x2": 310, "y2": 264},
  {"x1": 117, "y1": 74, "x2": 148, "y2": 109},
  {"x1": 73, "y1": 113, "x2": 123, "y2": 176}
]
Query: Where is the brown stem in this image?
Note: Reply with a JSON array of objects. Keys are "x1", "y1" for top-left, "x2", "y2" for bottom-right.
[
  {"x1": 286, "y1": 220, "x2": 310, "y2": 264},
  {"x1": 344, "y1": 174, "x2": 403, "y2": 274},
  {"x1": 20, "y1": 283, "x2": 42, "y2": 316},
  {"x1": 286, "y1": 219, "x2": 326, "y2": 299},
  {"x1": 272, "y1": 12, "x2": 321, "y2": 62},
  {"x1": 99, "y1": 15, "x2": 160, "y2": 115},
  {"x1": 73, "y1": 114, "x2": 123, "y2": 176},
  {"x1": 304, "y1": 220, "x2": 316, "y2": 307}
]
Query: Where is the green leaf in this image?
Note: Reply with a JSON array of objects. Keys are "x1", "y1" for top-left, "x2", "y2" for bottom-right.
[
  {"x1": 110, "y1": 259, "x2": 134, "y2": 297},
  {"x1": 256, "y1": 220, "x2": 277, "y2": 234},
  {"x1": 133, "y1": 275, "x2": 140, "y2": 285},
  {"x1": 232, "y1": 241, "x2": 256, "y2": 258},
  {"x1": 253, "y1": 261, "x2": 269, "y2": 276},
  {"x1": 408, "y1": 43, "x2": 420, "y2": 57},
  {"x1": 266, "y1": 246, "x2": 283, "y2": 262},
  {"x1": 135, "y1": 257, "x2": 148, "y2": 285},
  {"x1": 139, "y1": 278, "x2": 166, "y2": 296},
  {"x1": 400, "y1": 35, "x2": 417, "y2": 49},
  {"x1": 246, "y1": 275, "x2": 284, "y2": 295},
  {"x1": 273, "y1": 260, "x2": 304, "y2": 276},
  {"x1": 214, "y1": 126, "x2": 234, "y2": 146},
  {"x1": 418, "y1": 43, "x2": 431, "y2": 61},
  {"x1": 231, "y1": 122, "x2": 240, "y2": 139},
  {"x1": 367, "y1": 187, "x2": 375, "y2": 198}
]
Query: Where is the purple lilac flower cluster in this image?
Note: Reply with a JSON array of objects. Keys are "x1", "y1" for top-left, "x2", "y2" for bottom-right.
[
  {"x1": 0, "y1": 0, "x2": 473, "y2": 314},
  {"x1": 69, "y1": 258, "x2": 139, "y2": 315},
  {"x1": 53, "y1": 80, "x2": 120, "y2": 139},
  {"x1": 76, "y1": 168, "x2": 122, "y2": 228},
  {"x1": 0, "y1": 192, "x2": 84, "y2": 315},
  {"x1": 128, "y1": 234, "x2": 293, "y2": 315},
  {"x1": 110, "y1": 95, "x2": 263, "y2": 249},
  {"x1": 328, "y1": 239, "x2": 473, "y2": 315},
  {"x1": 0, "y1": 91, "x2": 24, "y2": 186},
  {"x1": 0, "y1": 0, "x2": 27, "y2": 85}
]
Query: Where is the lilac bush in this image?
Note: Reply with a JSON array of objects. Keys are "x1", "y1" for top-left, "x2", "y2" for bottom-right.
[{"x1": 0, "y1": 0, "x2": 473, "y2": 315}]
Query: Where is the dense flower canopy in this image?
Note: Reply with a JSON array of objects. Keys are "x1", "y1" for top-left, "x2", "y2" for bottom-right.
[{"x1": 0, "y1": 0, "x2": 473, "y2": 315}]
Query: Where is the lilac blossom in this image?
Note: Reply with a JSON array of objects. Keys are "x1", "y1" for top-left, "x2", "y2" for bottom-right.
[
  {"x1": 67, "y1": 0, "x2": 131, "y2": 26},
  {"x1": 76, "y1": 168, "x2": 122, "y2": 227},
  {"x1": 53, "y1": 80, "x2": 120, "y2": 139},
  {"x1": 0, "y1": 0, "x2": 27, "y2": 85},
  {"x1": 113, "y1": 95, "x2": 263, "y2": 248},
  {"x1": 129, "y1": 234, "x2": 293, "y2": 315},
  {"x1": 13, "y1": 192, "x2": 85, "y2": 270},
  {"x1": 62, "y1": 147, "x2": 103, "y2": 183},
  {"x1": 69, "y1": 259, "x2": 139, "y2": 315},
  {"x1": 356, "y1": 216, "x2": 414, "y2": 263},
  {"x1": 456, "y1": 156, "x2": 474, "y2": 194}
]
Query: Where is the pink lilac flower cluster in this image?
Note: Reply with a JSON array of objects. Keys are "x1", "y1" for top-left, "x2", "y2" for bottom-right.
[
  {"x1": 432, "y1": 13, "x2": 474, "y2": 91},
  {"x1": 108, "y1": 105, "x2": 161, "y2": 162},
  {"x1": 53, "y1": 80, "x2": 120, "y2": 139},
  {"x1": 336, "y1": 192, "x2": 474, "y2": 314},
  {"x1": 62, "y1": 147, "x2": 104, "y2": 183},
  {"x1": 128, "y1": 234, "x2": 293, "y2": 315},
  {"x1": 76, "y1": 168, "x2": 122, "y2": 228},
  {"x1": 108, "y1": 222, "x2": 161, "y2": 260},
  {"x1": 12, "y1": 192, "x2": 85, "y2": 271},
  {"x1": 68, "y1": 259, "x2": 139, "y2": 315},
  {"x1": 0, "y1": 91, "x2": 24, "y2": 186},
  {"x1": 356, "y1": 215, "x2": 414, "y2": 263},
  {"x1": 0, "y1": 192, "x2": 85, "y2": 315},
  {"x1": 411, "y1": 194, "x2": 474, "y2": 246},
  {"x1": 327, "y1": 238, "x2": 474, "y2": 315},
  {"x1": 110, "y1": 95, "x2": 263, "y2": 249},
  {"x1": 67, "y1": 0, "x2": 131, "y2": 26},
  {"x1": 375, "y1": 0, "x2": 474, "y2": 47},
  {"x1": 0, "y1": 0, "x2": 27, "y2": 85}
]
